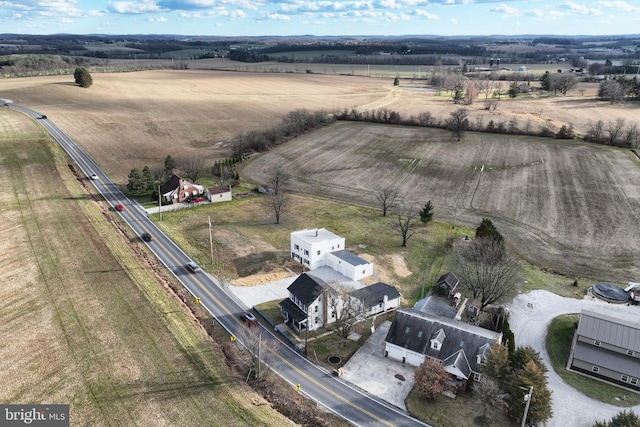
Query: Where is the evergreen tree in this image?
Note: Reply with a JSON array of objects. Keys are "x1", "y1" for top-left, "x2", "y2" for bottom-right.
[
  {"x1": 163, "y1": 155, "x2": 175, "y2": 180},
  {"x1": 594, "y1": 410, "x2": 640, "y2": 427},
  {"x1": 142, "y1": 165, "x2": 155, "y2": 191},
  {"x1": 73, "y1": 67, "x2": 93, "y2": 88},
  {"x1": 419, "y1": 200, "x2": 434, "y2": 225},
  {"x1": 507, "y1": 360, "x2": 553, "y2": 425},
  {"x1": 508, "y1": 81, "x2": 520, "y2": 98},
  {"x1": 393, "y1": 76, "x2": 400, "y2": 86},
  {"x1": 475, "y1": 218, "x2": 504, "y2": 245},
  {"x1": 127, "y1": 168, "x2": 146, "y2": 194}
]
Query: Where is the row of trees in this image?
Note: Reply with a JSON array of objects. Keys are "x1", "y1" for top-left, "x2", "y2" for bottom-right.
[
  {"x1": 597, "y1": 76, "x2": 640, "y2": 103},
  {"x1": 585, "y1": 118, "x2": 640, "y2": 148},
  {"x1": 482, "y1": 344, "x2": 553, "y2": 425},
  {"x1": 232, "y1": 109, "x2": 335, "y2": 157}
]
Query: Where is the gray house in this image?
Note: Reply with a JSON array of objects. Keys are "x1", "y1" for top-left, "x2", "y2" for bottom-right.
[
  {"x1": 384, "y1": 308, "x2": 502, "y2": 390},
  {"x1": 568, "y1": 310, "x2": 640, "y2": 391}
]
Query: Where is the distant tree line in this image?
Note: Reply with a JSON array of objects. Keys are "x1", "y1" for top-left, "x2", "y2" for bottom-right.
[{"x1": 231, "y1": 109, "x2": 335, "y2": 157}]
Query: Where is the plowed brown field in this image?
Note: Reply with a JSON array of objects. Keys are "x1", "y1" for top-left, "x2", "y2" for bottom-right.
[{"x1": 241, "y1": 122, "x2": 640, "y2": 282}]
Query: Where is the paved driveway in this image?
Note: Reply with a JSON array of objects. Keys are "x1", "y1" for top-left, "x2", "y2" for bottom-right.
[{"x1": 507, "y1": 290, "x2": 640, "y2": 427}]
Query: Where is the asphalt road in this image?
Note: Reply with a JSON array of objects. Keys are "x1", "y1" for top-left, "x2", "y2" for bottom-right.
[{"x1": 9, "y1": 104, "x2": 431, "y2": 427}]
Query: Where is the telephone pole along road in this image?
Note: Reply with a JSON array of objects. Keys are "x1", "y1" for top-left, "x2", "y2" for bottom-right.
[{"x1": 10, "y1": 104, "x2": 431, "y2": 427}]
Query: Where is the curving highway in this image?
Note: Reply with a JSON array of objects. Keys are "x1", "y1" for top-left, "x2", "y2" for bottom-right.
[{"x1": 9, "y1": 104, "x2": 430, "y2": 427}]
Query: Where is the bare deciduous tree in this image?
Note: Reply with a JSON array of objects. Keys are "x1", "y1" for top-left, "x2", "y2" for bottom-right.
[
  {"x1": 211, "y1": 161, "x2": 234, "y2": 186},
  {"x1": 234, "y1": 327, "x2": 276, "y2": 382},
  {"x1": 263, "y1": 168, "x2": 290, "y2": 224},
  {"x1": 606, "y1": 118, "x2": 626, "y2": 146},
  {"x1": 393, "y1": 204, "x2": 419, "y2": 247},
  {"x1": 447, "y1": 108, "x2": 469, "y2": 141},
  {"x1": 474, "y1": 376, "x2": 508, "y2": 423},
  {"x1": 376, "y1": 186, "x2": 399, "y2": 217},
  {"x1": 326, "y1": 283, "x2": 365, "y2": 348},
  {"x1": 454, "y1": 237, "x2": 522, "y2": 309},
  {"x1": 414, "y1": 358, "x2": 450, "y2": 400},
  {"x1": 179, "y1": 155, "x2": 205, "y2": 182}
]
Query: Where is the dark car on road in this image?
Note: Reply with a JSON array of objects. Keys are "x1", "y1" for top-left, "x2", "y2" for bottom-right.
[
  {"x1": 240, "y1": 311, "x2": 258, "y2": 327},
  {"x1": 141, "y1": 232, "x2": 152, "y2": 242}
]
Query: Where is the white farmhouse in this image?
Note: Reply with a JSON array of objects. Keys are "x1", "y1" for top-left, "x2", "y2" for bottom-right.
[{"x1": 290, "y1": 228, "x2": 373, "y2": 281}]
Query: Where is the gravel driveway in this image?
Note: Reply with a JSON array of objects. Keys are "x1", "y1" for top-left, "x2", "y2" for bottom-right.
[{"x1": 507, "y1": 290, "x2": 640, "y2": 426}]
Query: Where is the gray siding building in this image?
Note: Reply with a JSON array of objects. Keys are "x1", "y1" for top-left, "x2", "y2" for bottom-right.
[{"x1": 569, "y1": 310, "x2": 640, "y2": 391}]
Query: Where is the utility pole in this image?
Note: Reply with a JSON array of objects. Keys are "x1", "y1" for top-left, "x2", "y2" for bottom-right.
[
  {"x1": 208, "y1": 216, "x2": 214, "y2": 265},
  {"x1": 521, "y1": 385, "x2": 533, "y2": 427},
  {"x1": 158, "y1": 185, "x2": 162, "y2": 221}
]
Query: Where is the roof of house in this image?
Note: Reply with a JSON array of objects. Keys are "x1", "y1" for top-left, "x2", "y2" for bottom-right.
[
  {"x1": 350, "y1": 282, "x2": 400, "y2": 306},
  {"x1": 291, "y1": 228, "x2": 342, "y2": 245},
  {"x1": 437, "y1": 272, "x2": 459, "y2": 290},
  {"x1": 384, "y1": 308, "x2": 502, "y2": 374},
  {"x1": 577, "y1": 310, "x2": 640, "y2": 352},
  {"x1": 278, "y1": 298, "x2": 308, "y2": 322},
  {"x1": 287, "y1": 273, "x2": 324, "y2": 305},
  {"x1": 443, "y1": 349, "x2": 472, "y2": 379},
  {"x1": 331, "y1": 250, "x2": 370, "y2": 267},
  {"x1": 159, "y1": 174, "x2": 182, "y2": 195},
  {"x1": 413, "y1": 296, "x2": 457, "y2": 319}
]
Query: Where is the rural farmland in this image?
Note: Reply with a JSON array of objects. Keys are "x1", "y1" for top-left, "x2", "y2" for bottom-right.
[{"x1": 241, "y1": 121, "x2": 640, "y2": 282}]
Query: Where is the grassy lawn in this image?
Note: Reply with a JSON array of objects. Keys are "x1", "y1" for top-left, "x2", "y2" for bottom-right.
[
  {"x1": 546, "y1": 315, "x2": 640, "y2": 407},
  {"x1": 406, "y1": 388, "x2": 517, "y2": 427}
]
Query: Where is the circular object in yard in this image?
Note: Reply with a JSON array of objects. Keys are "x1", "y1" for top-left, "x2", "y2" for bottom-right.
[
  {"x1": 591, "y1": 283, "x2": 630, "y2": 304},
  {"x1": 328, "y1": 356, "x2": 341, "y2": 365}
]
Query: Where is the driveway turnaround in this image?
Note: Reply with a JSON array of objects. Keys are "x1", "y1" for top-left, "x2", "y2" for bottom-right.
[{"x1": 508, "y1": 290, "x2": 640, "y2": 427}]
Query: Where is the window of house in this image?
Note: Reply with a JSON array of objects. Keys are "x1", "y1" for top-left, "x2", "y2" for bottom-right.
[
  {"x1": 404, "y1": 327, "x2": 410, "y2": 334},
  {"x1": 332, "y1": 246, "x2": 335, "y2": 250},
  {"x1": 417, "y1": 331, "x2": 423, "y2": 338},
  {"x1": 594, "y1": 340, "x2": 601, "y2": 346},
  {"x1": 621, "y1": 375, "x2": 629, "y2": 382},
  {"x1": 362, "y1": 269, "x2": 365, "y2": 274},
  {"x1": 332, "y1": 311, "x2": 336, "y2": 319},
  {"x1": 627, "y1": 350, "x2": 634, "y2": 356},
  {"x1": 379, "y1": 303, "x2": 383, "y2": 308},
  {"x1": 317, "y1": 250, "x2": 321, "y2": 255},
  {"x1": 315, "y1": 317, "x2": 320, "y2": 324},
  {"x1": 432, "y1": 342, "x2": 440, "y2": 350},
  {"x1": 295, "y1": 244, "x2": 299, "y2": 250},
  {"x1": 592, "y1": 366, "x2": 600, "y2": 373},
  {"x1": 304, "y1": 259, "x2": 309, "y2": 265},
  {"x1": 631, "y1": 378, "x2": 638, "y2": 385},
  {"x1": 315, "y1": 306, "x2": 318, "y2": 312},
  {"x1": 474, "y1": 373, "x2": 482, "y2": 382}
]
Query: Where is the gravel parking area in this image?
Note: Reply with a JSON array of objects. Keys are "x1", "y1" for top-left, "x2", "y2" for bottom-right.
[{"x1": 507, "y1": 290, "x2": 640, "y2": 427}]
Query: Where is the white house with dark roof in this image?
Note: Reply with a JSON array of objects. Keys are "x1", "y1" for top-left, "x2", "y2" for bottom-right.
[
  {"x1": 290, "y1": 228, "x2": 373, "y2": 281},
  {"x1": 279, "y1": 274, "x2": 399, "y2": 333},
  {"x1": 568, "y1": 309, "x2": 640, "y2": 391},
  {"x1": 384, "y1": 308, "x2": 502, "y2": 388}
]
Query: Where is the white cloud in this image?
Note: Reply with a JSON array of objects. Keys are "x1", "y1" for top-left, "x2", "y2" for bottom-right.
[
  {"x1": 559, "y1": 1, "x2": 602, "y2": 15},
  {"x1": 597, "y1": 0, "x2": 640, "y2": 12},
  {"x1": 414, "y1": 9, "x2": 439, "y2": 19},
  {"x1": 265, "y1": 12, "x2": 291, "y2": 19},
  {"x1": 523, "y1": 9, "x2": 543, "y2": 17},
  {"x1": 489, "y1": 4, "x2": 521, "y2": 16},
  {"x1": 147, "y1": 15, "x2": 168, "y2": 21},
  {"x1": 108, "y1": 0, "x2": 161, "y2": 14}
]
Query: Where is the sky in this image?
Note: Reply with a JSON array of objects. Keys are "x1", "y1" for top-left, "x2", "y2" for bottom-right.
[{"x1": 1, "y1": 0, "x2": 639, "y2": 37}]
